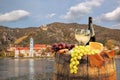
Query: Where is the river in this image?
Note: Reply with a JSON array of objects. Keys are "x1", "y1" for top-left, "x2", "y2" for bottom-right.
[{"x1": 0, "y1": 57, "x2": 119, "y2": 80}]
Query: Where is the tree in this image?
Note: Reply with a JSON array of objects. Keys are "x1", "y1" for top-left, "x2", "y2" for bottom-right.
[{"x1": 105, "y1": 39, "x2": 116, "y2": 50}]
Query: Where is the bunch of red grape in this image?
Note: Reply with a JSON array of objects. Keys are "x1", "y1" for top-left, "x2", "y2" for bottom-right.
[{"x1": 52, "y1": 42, "x2": 75, "y2": 52}]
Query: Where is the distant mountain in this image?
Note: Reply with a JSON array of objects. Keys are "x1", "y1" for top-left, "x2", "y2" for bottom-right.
[{"x1": 0, "y1": 22, "x2": 120, "y2": 52}]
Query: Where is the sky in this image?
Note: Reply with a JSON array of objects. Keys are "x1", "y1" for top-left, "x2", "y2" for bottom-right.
[{"x1": 0, "y1": 0, "x2": 120, "y2": 29}]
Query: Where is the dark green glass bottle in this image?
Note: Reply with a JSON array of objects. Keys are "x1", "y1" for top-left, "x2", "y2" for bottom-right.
[{"x1": 87, "y1": 17, "x2": 96, "y2": 45}]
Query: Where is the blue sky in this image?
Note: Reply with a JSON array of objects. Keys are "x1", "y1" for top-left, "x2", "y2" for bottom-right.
[{"x1": 0, "y1": 0, "x2": 120, "y2": 29}]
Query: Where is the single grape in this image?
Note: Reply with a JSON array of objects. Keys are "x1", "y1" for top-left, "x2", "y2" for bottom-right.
[{"x1": 70, "y1": 44, "x2": 75, "y2": 49}]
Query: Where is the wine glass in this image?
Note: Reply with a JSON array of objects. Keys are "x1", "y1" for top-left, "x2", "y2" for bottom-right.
[{"x1": 75, "y1": 29, "x2": 90, "y2": 45}]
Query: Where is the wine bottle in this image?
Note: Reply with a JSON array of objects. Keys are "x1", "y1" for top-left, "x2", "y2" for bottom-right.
[{"x1": 87, "y1": 17, "x2": 96, "y2": 44}]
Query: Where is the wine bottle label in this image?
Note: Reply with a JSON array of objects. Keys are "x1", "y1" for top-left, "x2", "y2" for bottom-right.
[{"x1": 90, "y1": 24, "x2": 95, "y2": 37}]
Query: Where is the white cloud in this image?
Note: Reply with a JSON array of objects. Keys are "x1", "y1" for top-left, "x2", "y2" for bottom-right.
[
  {"x1": 98, "y1": 7, "x2": 120, "y2": 22},
  {"x1": 46, "y1": 13, "x2": 56, "y2": 19},
  {"x1": 62, "y1": 0, "x2": 103, "y2": 21},
  {"x1": 94, "y1": 6, "x2": 120, "y2": 30},
  {"x1": 0, "y1": 10, "x2": 30, "y2": 22}
]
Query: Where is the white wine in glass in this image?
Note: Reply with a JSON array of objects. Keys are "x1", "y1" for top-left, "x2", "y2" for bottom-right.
[{"x1": 75, "y1": 29, "x2": 90, "y2": 45}]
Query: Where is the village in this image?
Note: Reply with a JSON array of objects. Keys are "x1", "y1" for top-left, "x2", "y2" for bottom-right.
[{"x1": 6, "y1": 37, "x2": 53, "y2": 58}]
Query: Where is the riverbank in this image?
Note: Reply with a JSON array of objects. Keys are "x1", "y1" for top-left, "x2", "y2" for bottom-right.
[
  {"x1": 13, "y1": 56, "x2": 54, "y2": 59},
  {"x1": 0, "y1": 56, "x2": 54, "y2": 59}
]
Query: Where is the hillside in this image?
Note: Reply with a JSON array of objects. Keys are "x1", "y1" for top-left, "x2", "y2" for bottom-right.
[{"x1": 0, "y1": 22, "x2": 120, "y2": 52}]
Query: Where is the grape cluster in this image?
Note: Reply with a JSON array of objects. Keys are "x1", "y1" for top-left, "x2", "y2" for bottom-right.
[
  {"x1": 70, "y1": 45, "x2": 99, "y2": 74},
  {"x1": 52, "y1": 42, "x2": 75, "y2": 52}
]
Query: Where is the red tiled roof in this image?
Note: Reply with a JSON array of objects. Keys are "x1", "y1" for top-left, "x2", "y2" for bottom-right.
[
  {"x1": 16, "y1": 47, "x2": 29, "y2": 50},
  {"x1": 15, "y1": 44, "x2": 47, "y2": 50},
  {"x1": 34, "y1": 44, "x2": 46, "y2": 47},
  {"x1": 34, "y1": 44, "x2": 46, "y2": 50}
]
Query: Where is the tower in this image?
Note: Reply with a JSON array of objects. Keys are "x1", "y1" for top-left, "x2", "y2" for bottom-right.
[{"x1": 29, "y1": 37, "x2": 34, "y2": 57}]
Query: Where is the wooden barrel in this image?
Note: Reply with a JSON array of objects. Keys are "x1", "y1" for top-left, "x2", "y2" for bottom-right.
[{"x1": 52, "y1": 53, "x2": 116, "y2": 80}]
